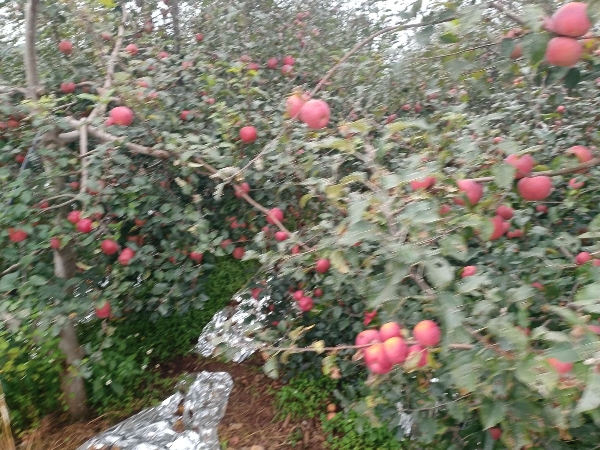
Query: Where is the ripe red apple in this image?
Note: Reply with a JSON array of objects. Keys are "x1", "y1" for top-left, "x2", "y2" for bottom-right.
[
  {"x1": 101, "y1": 239, "x2": 118, "y2": 255},
  {"x1": 60, "y1": 82, "x2": 76, "y2": 94},
  {"x1": 180, "y1": 110, "x2": 191, "y2": 121},
  {"x1": 76, "y1": 218, "x2": 93, "y2": 233},
  {"x1": 247, "y1": 62, "x2": 260, "y2": 71},
  {"x1": 505, "y1": 154, "x2": 535, "y2": 178},
  {"x1": 532, "y1": 281, "x2": 544, "y2": 290},
  {"x1": 355, "y1": 329, "x2": 381, "y2": 346},
  {"x1": 517, "y1": 176, "x2": 553, "y2": 201},
  {"x1": 413, "y1": 320, "x2": 441, "y2": 347},
  {"x1": 493, "y1": 136, "x2": 503, "y2": 144},
  {"x1": 364, "y1": 343, "x2": 393, "y2": 374},
  {"x1": 234, "y1": 182, "x2": 250, "y2": 198},
  {"x1": 266, "y1": 57, "x2": 278, "y2": 69},
  {"x1": 232, "y1": 247, "x2": 245, "y2": 259},
  {"x1": 410, "y1": 177, "x2": 436, "y2": 190},
  {"x1": 190, "y1": 251, "x2": 203, "y2": 262},
  {"x1": 440, "y1": 204, "x2": 451, "y2": 215},
  {"x1": 314, "y1": 288, "x2": 323, "y2": 297},
  {"x1": 385, "y1": 113, "x2": 398, "y2": 124},
  {"x1": 489, "y1": 215, "x2": 508, "y2": 241},
  {"x1": 293, "y1": 290, "x2": 304, "y2": 301},
  {"x1": 593, "y1": 260, "x2": 600, "y2": 267},
  {"x1": 109, "y1": 106, "x2": 134, "y2": 126},
  {"x1": 496, "y1": 205, "x2": 514, "y2": 220},
  {"x1": 220, "y1": 239, "x2": 233, "y2": 249},
  {"x1": 364, "y1": 311, "x2": 377, "y2": 326},
  {"x1": 300, "y1": 99, "x2": 330, "y2": 130},
  {"x1": 195, "y1": 33, "x2": 203, "y2": 42},
  {"x1": 462, "y1": 266, "x2": 477, "y2": 277},
  {"x1": 507, "y1": 229, "x2": 523, "y2": 239},
  {"x1": 8, "y1": 228, "x2": 28, "y2": 242},
  {"x1": 550, "y1": 2, "x2": 591, "y2": 38},
  {"x1": 567, "y1": 145, "x2": 593, "y2": 173},
  {"x1": 50, "y1": 237, "x2": 61, "y2": 249},
  {"x1": 568, "y1": 178, "x2": 585, "y2": 189},
  {"x1": 545, "y1": 37, "x2": 583, "y2": 67},
  {"x1": 454, "y1": 179, "x2": 483, "y2": 206},
  {"x1": 158, "y1": 51, "x2": 169, "y2": 59},
  {"x1": 407, "y1": 344, "x2": 428, "y2": 367},
  {"x1": 510, "y1": 43, "x2": 523, "y2": 59},
  {"x1": 383, "y1": 337, "x2": 409, "y2": 365},
  {"x1": 125, "y1": 43, "x2": 138, "y2": 55},
  {"x1": 58, "y1": 40, "x2": 73, "y2": 54},
  {"x1": 67, "y1": 210, "x2": 81, "y2": 224},
  {"x1": 266, "y1": 207, "x2": 284, "y2": 224},
  {"x1": 414, "y1": 103, "x2": 422, "y2": 113},
  {"x1": 206, "y1": 97, "x2": 215, "y2": 105},
  {"x1": 274, "y1": 231, "x2": 288, "y2": 241},
  {"x1": 488, "y1": 427, "x2": 502, "y2": 441},
  {"x1": 298, "y1": 296, "x2": 314, "y2": 312},
  {"x1": 315, "y1": 258, "x2": 330, "y2": 274},
  {"x1": 291, "y1": 245, "x2": 301, "y2": 254},
  {"x1": 15, "y1": 155, "x2": 25, "y2": 164},
  {"x1": 281, "y1": 64, "x2": 293, "y2": 75},
  {"x1": 379, "y1": 322, "x2": 402, "y2": 341},
  {"x1": 575, "y1": 252, "x2": 591, "y2": 265},
  {"x1": 536, "y1": 204, "x2": 548, "y2": 213},
  {"x1": 95, "y1": 300, "x2": 111, "y2": 319},
  {"x1": 556, "y1": 105, "x2": 566, "y2": 114},
  {"x1": 239, "y1": 126, "x2": 257, "y2": 144},
  {"x1": 283, "y1": 55, "x2": 295, "y2": 66},
  {"x1": 286, "y1": 94, "x2": 306, "y2": 119},
  {"x1": 547, "y1": 357, "x2": 573, "y2": 374},
  {"x1": 118, "y1": 248, "x2": 135, "y2": 265}
]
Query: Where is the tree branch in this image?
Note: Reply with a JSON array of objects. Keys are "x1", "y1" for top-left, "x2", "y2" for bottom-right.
[
  {"x1": 487, "y1": 1, "x2": 527, "y2": 27},
  {"x1": 79, "y1": 124, "x2": 89, "y2": 194},
  {"x1": 170, "y1": 0, "x2": 181, "y2": 54},
  {"x1": 24, "y1": 0, "x2": 40, "y2": 100}
]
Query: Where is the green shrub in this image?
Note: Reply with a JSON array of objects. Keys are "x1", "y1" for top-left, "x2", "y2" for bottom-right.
[
  {"x1": 273, "y1": 373, "x2": 337, "y2": 420},
  {"x1": 322, "y1": 411, "x2": 404, "y2": 450}
]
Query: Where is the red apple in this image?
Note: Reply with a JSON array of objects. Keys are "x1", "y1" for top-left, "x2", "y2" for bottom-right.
[
  {"x1": 488, "y1": 427, "x2": 502, "y2": 441},
  {"x1": 413, "y1": 320, "x2": 441, "y2": 347},
  {"x1": 291, "y1": 245, "x2": 301, "y2": 254},
  {"x1": 493, "y1": 136, "x2": 503, "y2": 144},
  {"x1": 95, "y1": 300, "x2": 111, "y2": 319},
  {"x1": 462, "y1": 266, "x2": 477, "y2": 277},
  {"x1": 293, "y1": 290, "x2": 304, "y2": 301},
  {"x1": 190, "y1": 251, "x2": 203, "y2": 262},
  {"x1": 517, "y1": 176, "x2": 553, "y2": 201},
  {"x1": 410, "y1": 177, "x2": 436, "y2": 190},
  {"x1": 247, "y1": 62, "x2": 260, "y2": 71},
  {"x1": 266, "y1": 57, "x2": 278, "y2": 69},
  {"x1": 58, "y1": 40, "x2": 73, "y2": 54},
  {"x1": 8, "y1": 228, "x2": 28, "y2": 243},
  {"x1": 232, "y1": 247, "x2": 245, "y2": 259},
  {"x1": 547, "y1": 357, "x2": 573, "y2": 374},
  {"x1": 283, "y1": 55, "x2": 295, "y2": 66},
  {"x1": 315, "y1": 258, "x2": 330, "y2": 274},
  {"x1": 454, "y1": 179, "x2": 483, "y2": 206},
  {"x1": 158, "y1": 51, "x2": 169, "y2": 59},
  {"x1": 180, "y1": 110, "x2": 192, "y2": 121},
  {"x1": 383, "y1": 337, "x2": 409, "y2": 364},
  {"x1": 364, "y1": 311, "x2": 377, "y2": 326},
  {"x1": 118, "y1": 248, "x2": 135, "y2": 265},
  {"x1": 286, "y1": 94, "x2": 306, "y2": 119},
  {"x1": 281, "y1": 64, "x2": 293, "y2": 75},
  {"x1": 234, "y1": 182, "x2": 250, "y2": 198},
  {"x1": 505, "y1": 154, "x2": 534, "y2": 178},
  {"x1": 355, "y1": 329, "x2": 381, "y2": 347},
  {"x1": 379, "y1": 322, "x2": 402, "y2": 341},
  {"x1": 67, "y1": 210, "x2": 81, "y2": 224},
  {"x1": 15, "y1": 155, "x2": 25, "y2": 164},
  {"x1": 545, "y1": 37, "x2": 583, "y2": 67},
  {"x1": 239, "y1": 126, "x2": 257, "y2": 144},
  {"x1": 407, "y1": 344, "x2": 428, "y2": 367},
  {"x1": 300, "y1": 99, "x2": 330, "y2": 129},
  {"x1": 440, "y1": 204, "x2": 451, "y2": 215},
  {"x1": 568, "y1": 178, "x2": 585, "y2": 189},
  {"x1": 536, "y1": 204, "x2": 548, "y2": 213},
  {"x1": 100, "y1": 31, "x2": 112, "y2": 41},
  {"x1": 60, "y1": 82, "x2": 76, "y2": 94},
  {"x1": 298, "y1": 296, "x2": 314, "y2": 312},
  {"x1": 101, "y1": 239, "x2": 118, "y2": 255},
  {"x1": 195, "y1": 33, "x2": 203, "y2": 42},
  {"x1": 314, "y1": 288, "x2": 323, "y2": 297},
  {"x1": 575, "y1": 252, "x2": 591, "y2": 265},
  {"x1": 266, "y1": 207, "x2": 284, "y2": 224},
  {"x1": 109, "y1": 106, "x2": 134, "y2": 126},
  {"x1": 507, "y1": 229, "x2": 523, "y2": 239},
  {"x1": 489, "y1": 215, "x2": 508, "y2": 241},
  {"x1": 496, "y1": 205, "x2": 514, "y2": 220},
  {"x1": 275, "y1": 231, "x2": 288, "y2": 241},
  {"x1": 550, "y1": 2, "x2": 591, "y2": 38},
  {"x1": 125, "y1": 43, "x2": 138, "y2": 55},
  {"x1": 50, "y1": 237, "x2": 61, "y2": 249},
  {"x1": 76, "y1": 218, "x2": 93, "y2": 233},
  {"x1": 364, "y1": 343, "x2": 393, "y2": 374}
]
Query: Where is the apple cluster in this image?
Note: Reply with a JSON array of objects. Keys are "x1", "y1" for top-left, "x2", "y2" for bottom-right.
[{"x1": 544, "y1": 2, "x2": 593, "y2": 67}]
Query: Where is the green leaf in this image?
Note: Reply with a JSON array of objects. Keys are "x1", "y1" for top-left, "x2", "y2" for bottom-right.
[
  {"x1": 575, "y1": 372, "x2": 600, "y2": 413},
  {"x1": 339, "y1": 172, "x2": 366, "y2": 185},
  {"x1": 521, "y1": 33, "x2": 550, "y2": 65},
  {"x1": 299, "y1": 193, "x2": 313, "y2": 208},
  {"x1": 492, "y1": 163, "x2": 516, "y2": 189},
  {"x1": 316, "y1": 137, "x2": 355, "y2": 153},
  {"x1": 564, "y1": 68, "x2": 581, "y2": 89},
  {"x1": 440, "y1": 235, "x2": 469, "y2": 262},
  {"x1": 28, "y1": 275, "x2": 48, "y2": 286},
  {"x1": 424, "y1": 257, "x2": 453, "y2": 289},
  {"x1": 479, "y1": 400, "x2": 507, "y2": 429},
  {"x1": 98, "y1": 0, "x2": 117, "y2": 7},
  {"x1": 440, "y1": 32, "x2": 459, "y2": 44},
  {"x1": 0, "y1": 272, "x2": 18, "y2": 292},
  {"x1": 263, "y1": 357, "x2": 279, "y2": 379}
]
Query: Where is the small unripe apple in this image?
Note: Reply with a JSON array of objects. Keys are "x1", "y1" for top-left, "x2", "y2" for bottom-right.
[
  {"x1": 58, "y1": 40, "x2": 73, "y2": 54},
  {"x1": 239, "y1": 126, "x2": 257, "y2": 144},
  {"x1": 379, "y1": 322, "x2": 401, "y2": 341},
  {"x1": 101, "y1": 239, "x2": 118, "y2": 255},
  {"x1": 575, "y1": 252, "x2": 591, "y2": 265},
  {"x1": 413, "y1": 320, "x2": 441, "y2": 346},
  {"x1": 67, "y1": 210, "x2": 82, "y2": 224},
  {"x1": 547, "y1": 357, "x2": 573, "y2": 374},
  {"x1": 315, "y1": 258, "x2": 330, "y2": 274},
  {"x1": 462, "y1": 266, "x2": 477, "y2": 277}
]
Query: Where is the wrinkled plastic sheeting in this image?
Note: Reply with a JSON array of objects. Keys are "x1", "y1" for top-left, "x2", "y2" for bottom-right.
[
  {"x1": 196, "y1": 292, "x2": 268, "y2": 363},
  {"x1": 77, "y1": 372, "x2": 233, "y2": 450}
]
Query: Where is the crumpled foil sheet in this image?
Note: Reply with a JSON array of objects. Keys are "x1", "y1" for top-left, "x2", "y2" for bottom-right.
[
  {"x1": 77, "y1": 372, "x2": 233, "y2": 450},
  {"x1": 196, "y1": 292, "x2": 268, "y2": 363}
]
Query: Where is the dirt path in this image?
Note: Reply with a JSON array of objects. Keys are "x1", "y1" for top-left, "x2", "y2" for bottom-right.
[{"x1": 19, "y1": 355, "x2": 326, "y2": 450}]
